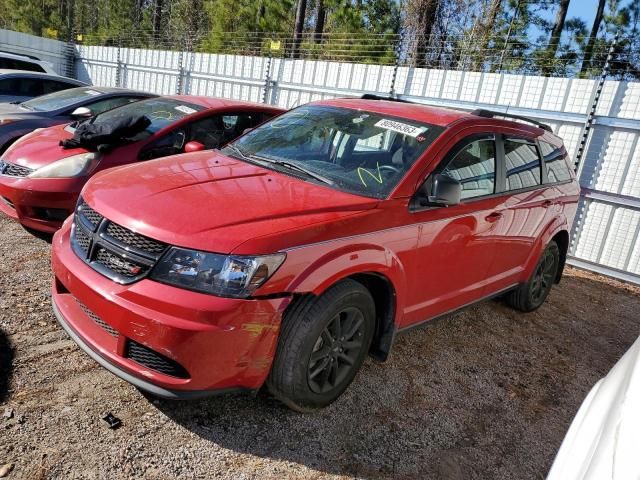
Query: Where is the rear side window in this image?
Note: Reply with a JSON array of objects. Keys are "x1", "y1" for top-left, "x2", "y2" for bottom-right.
[
  {"x1": 0, "y1": 77, "x2": 44, "y2": 96},
  {"x1": 540, "y1": 141, "x2": 572, "y2": 183},
  {"x1": 42, "y1": 80, "x2": 76, "y2": 95},
  {"x1": 441, "y1": 138, "x2": 496, "y2": 200},
  {"x1": 0, "y1": 57, "x2": 44, "y2": 72},
  {"x1": 504, "y1": 139, "x2": 542, "y2": 191}
]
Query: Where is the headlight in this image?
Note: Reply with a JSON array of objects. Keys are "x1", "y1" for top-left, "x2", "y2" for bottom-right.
[
  {"x1": 0, "y1": 119, "x2": 19, "y2": 126},
  {"x1": 150, "y1": 247, "x2": 286, "y2": 298},
  {"x1": 28, "y1": 152, "x2": 101, "y2": 178}
]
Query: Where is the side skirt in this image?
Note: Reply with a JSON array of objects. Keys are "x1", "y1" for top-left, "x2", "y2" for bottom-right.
[{"x1": 390, "y1": 283, "x2": 520, "y2": 342}]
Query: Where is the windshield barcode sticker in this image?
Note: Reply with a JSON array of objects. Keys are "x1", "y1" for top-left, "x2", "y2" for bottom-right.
[
  {"x1": 175, "y1": 105, "x2": 197, "y2": 115},
  {"x1": 374, "y1": 119, "x2": 426, "y2": 138}
]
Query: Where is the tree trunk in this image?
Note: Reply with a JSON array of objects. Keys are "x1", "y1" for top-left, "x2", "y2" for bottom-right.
[
  {"x1": 314, "y1": 0, "x2": 326, "y2": 44},
  {"x1": 292, "y1": 0, "x2": 308, "y2": 58},
  {"x1": 473, "y1": 0, "x2": 502, "y2": 71},
  {"x1": 542, "y1": 0, "x2": 570, "y2": 75},
  {"x1": 581, "y1": 0, "x2": 606, "y2": 74},
  {"x1": 406, "y1": 0, "x2": 440, "y2": 68},
  {"x1": 153, "y1": 0, "x2": 163, "y2": 41}
]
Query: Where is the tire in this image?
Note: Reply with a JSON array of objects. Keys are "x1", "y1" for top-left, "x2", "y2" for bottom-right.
[
  {"x1": 507, "y1": 240, "x2": 560, "y2": 312},
  {"x1": 267, "y1": 279, "x2": 376, "y2": 412}
]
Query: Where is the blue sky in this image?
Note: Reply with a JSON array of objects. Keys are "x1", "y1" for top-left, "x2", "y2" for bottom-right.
[{"x1": 568, "y1": 0, "x2": 600, "y2": 27}]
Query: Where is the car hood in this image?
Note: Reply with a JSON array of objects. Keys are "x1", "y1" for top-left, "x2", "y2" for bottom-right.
[
  {"x1": 83, "y1": 150, "x2": 379, "y2": 254},
  {"x1": 547, "y1": 335, "x2": 640, "y2": 480},
  {"x1": 1, "y1": 123, "x2": 82, "y2": 169}
]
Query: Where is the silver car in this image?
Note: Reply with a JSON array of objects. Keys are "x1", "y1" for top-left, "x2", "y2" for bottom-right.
[{"x1": 0, "y1": 70, "x2": 88, "y2": 104}]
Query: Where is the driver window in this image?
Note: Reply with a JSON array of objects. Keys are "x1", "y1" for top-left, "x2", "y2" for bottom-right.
[
  {"x1": 139, "y1": 129, "x2": 186, "y2": 160},
  {"x1": 189, "y1": 115, "x2": 225, "y2": 149},
  {"x1": 441, "y1": 138, "x2": 496, "y2": 200}
]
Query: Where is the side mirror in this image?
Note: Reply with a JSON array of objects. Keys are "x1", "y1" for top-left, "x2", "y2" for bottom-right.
[
  {"x1": 184, "y1": 141, "x2": 206, "y2": 153},
  {"x1": 420, "y1": 174, "x2": 462, "y2": 207},
  {"x1": 70, "y1": 107, "x2": 93, "y2": 118}
]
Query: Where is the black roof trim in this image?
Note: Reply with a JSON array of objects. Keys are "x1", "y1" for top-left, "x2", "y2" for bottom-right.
[
  {"x1": 360, "y1": 94, "x2": 416, "y2": 104},
  {"x1": 471, "y1": 109, "x2": 553, "y2": 132}
]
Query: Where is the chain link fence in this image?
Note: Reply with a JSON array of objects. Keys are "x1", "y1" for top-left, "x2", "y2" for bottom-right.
[{"x1": 69, "y1": 28, "x2": 639, "y2": 80}]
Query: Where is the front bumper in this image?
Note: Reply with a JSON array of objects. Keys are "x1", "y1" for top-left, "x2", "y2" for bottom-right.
[
  {"x1": 0, "y1": 175, "x2": 83, "y2": 233},
  {"x1": 51, "y1": 220, "x2": 291, "y2": 397}
]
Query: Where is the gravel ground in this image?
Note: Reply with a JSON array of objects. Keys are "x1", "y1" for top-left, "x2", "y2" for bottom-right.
[{"x1": 1, "y1": 213, "x2": 639, "y2": 480}]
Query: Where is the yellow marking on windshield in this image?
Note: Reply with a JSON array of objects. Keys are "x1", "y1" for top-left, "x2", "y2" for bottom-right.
[{"x1": 358, "y1": 162, "x2": 384, "y2": 187}]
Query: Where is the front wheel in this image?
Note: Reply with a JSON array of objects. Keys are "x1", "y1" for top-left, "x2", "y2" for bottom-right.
[
  {"x1": 507, "y1": 240, "x2": 560, "y2": 312},
  {"x1": 267, "y1": 279, "x2": 376, "y2": 412}
]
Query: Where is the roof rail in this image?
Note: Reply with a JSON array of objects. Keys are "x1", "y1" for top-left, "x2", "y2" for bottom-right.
[
  {"x1": 0, "y1": 50, "x2": 42, "y2": 61},
  {"x1": 471, "y1": 108, "x2": 553, "y2": 132},
  {"x1": 360, "y1": 94, "x2": 416, "y2": 104}
]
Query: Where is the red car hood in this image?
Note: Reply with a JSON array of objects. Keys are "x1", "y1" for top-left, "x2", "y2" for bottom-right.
[
  {"x1": 83, "y1": 151, "x2": 379, "y2": 254},
  {"x1": 2, "y1": 123, "x2": 85, "y2": 170}
]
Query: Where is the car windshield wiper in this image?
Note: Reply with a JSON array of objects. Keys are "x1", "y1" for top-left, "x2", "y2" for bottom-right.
[
  {"x1": 225, "y1": 143, "x2": 254, "y2": 162},
  {"x1": 254, "y1": 155, "x2": 336, "y2": 187},
  {"x1": 225, "y1": 145, "x2": 335, "y2": 187},
  {"x1": 19, "y1": 104, "x2": 35, "y2": 111}
]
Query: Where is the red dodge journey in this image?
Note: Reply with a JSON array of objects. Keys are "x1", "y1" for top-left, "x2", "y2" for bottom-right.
[{"x1": 51, "y1": 96, "x2": 580, "y2": 411}]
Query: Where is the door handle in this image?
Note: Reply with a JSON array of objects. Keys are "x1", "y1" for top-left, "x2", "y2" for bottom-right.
[
  {"x1": 542, "y1": 200, "x2": 553, "y2": 208},
  {"x1": 485, "y1": 212, "x2": 503, "y2": 222}
]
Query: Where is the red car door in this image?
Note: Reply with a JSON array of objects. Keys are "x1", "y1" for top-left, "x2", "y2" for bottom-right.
[
  {"x1": 401, "y1": 133, "x2": 504, "y2": 326},
  {"x1": 482, "y1": 135, "x2": 556, "y2": 291}
]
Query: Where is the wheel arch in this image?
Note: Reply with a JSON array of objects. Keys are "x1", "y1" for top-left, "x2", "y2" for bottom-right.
[
  {"x1": 347, "y1": 272, "x2": 397, "y2": 362},
  {"x1": 0, "y1": 135, "x2": 22, "y2": 155},
  {"x1": 551, "y1": 229, "x2": 570, "y2": 283},
  {"x1": 282, "y1": 243, "x2": 406, "y2": 362}
]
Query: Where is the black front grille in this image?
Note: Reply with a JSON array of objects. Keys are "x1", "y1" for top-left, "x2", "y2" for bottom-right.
[
  {"x1": 0, "y1": 160, "x2": 34, "y2": 177},
  {"x1": 125, "y1": 340, "x2": 189, "y2": 378},
  {"x1": 78, "y1": 201, "x2": 102, "y2": 228},
  {"x1": 77, "y1": 300, "x2": 118, "y2": 337},
  {"x1": 105, "y1": 222, "x2": 167, "y2": 255},
  {"x1": 95, "y1": 247, "x2": 151, "y2": 278},
  {"x1": 73, "y1": 222, "x2": 92, "y2": 254},
  {"x1": 71, "y1": 198, "x2": 168, "y2": 284}
]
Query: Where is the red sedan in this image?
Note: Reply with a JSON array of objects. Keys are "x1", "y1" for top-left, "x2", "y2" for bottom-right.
[
  {"x1": 51, "y1": 96, "x2": 580, "y2": 411},
  {"x1": 0, "y1": 96, "x2": 284, "y2": 234}
]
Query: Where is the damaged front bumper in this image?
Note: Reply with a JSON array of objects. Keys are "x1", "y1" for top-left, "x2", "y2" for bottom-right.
[{"x1": 51, "y1": 219, "x2": 292, "y2": 398}]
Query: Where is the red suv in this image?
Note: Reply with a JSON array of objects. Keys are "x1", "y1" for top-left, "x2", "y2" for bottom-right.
[
  {"x1": 0, "y1": 96, "x2": 283, "y2": 234},
  {"x1": 51, "y1": 96, "x2": 580, "y2": 411}
]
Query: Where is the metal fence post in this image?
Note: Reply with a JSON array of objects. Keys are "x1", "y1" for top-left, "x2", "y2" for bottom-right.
[
  {"x1": 573, "y1": 32, "x2": 619, "y2": 173},
  {"x1": 389, "y1": 33, "x2": 403, "y2": 98},
  {"x1": 64, "y1": 31, "x2": 77, "y2": 79},
  {"x1": 569, "y1": 32, "x2": 620, "y2": 260},
  {"x1": 263, "y1": 50, "x2": 274, "y2": 104},
  {"x1": 115, "y1": 39, "x2": 123, "y2": 88},
  {"x1": 176, "y1": 47, "x2": 185, "y2": 94}
]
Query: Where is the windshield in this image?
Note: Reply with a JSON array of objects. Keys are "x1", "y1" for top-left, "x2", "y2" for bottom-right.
[
  {"x1": 90, "y1": 98, "x2": 205, "y2": 138},
  {"x1": 22, "y1": 87, "x2": 105, "y2": 112},
  {"x1": 224, "y1": 105, "x2": 443, "y2": 199}
]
